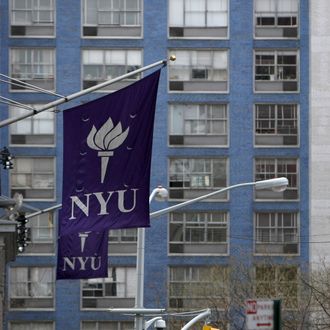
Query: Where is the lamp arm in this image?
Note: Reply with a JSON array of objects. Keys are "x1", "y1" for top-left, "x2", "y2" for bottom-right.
[
  {"x1": 150, "y1": 182, "x2": 255, "y2": 219},
  {"x1": 181, "y1": 309, "x2": 211, "y2": 330},
  {"x1": 145, "y1": 317, "x2": 162, "y2": 330},
  {"x1": 149, "y1": 188, "x2": 161, "y2": 203}
]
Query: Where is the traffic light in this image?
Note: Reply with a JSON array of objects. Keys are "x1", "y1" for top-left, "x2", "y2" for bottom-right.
[
  {"x1": 16, "y1": 213, "x2": 29, "y2": 253},
  {"x1": 1, "y1": 147, "x2": 13, "y2": 170}
]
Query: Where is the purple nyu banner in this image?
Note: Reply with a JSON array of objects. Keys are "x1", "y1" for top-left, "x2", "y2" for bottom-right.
[
  {"x1": 57, "y1": 70, "x2": 161, "y2": 279},
  {"x1": 57, "y1": 230, "x2": 109, "y2": 279}
]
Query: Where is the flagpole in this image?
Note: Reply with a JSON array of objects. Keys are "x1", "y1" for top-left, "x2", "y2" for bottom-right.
[
  {"x1": 0, "y1": 56, "x2": 176, "y2": 128},
  {"x1": 25, "y1": 203, "x2": 62, "y2": 220}
]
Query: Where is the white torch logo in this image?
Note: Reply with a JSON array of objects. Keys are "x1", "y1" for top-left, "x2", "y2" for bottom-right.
[{"x1": 87, "y1": 117, "x2": 129, "y2": 183}]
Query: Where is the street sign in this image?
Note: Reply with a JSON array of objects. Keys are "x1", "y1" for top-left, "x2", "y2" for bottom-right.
[{"x1": 246, "y1": 299, "x2": 274, "y2": 330}]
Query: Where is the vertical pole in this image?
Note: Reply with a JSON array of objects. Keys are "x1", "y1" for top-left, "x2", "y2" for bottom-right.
[
  {"x1": 273, "y1": 300, "x2": 281, "y2": 330},
  {"x1": 135, "y1": 227, "x2": 145, "y2": 330},
  {"x1": 134, "y1": 188, "x2": 161, "y2": 330}
]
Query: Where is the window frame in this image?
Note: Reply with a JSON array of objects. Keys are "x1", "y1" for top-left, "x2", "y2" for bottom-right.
[
  {"x1": 168, "y1": 0, "x2": 229, "y2": 39},
  {"x1": 82, "y1": 0, "x2": 143, "y2": 38},
  {"x1": 254, "y1": 265, "x2": 299, "y2": 310},
  {"x1": 21, "y1": 211, "x2": 55, "y2": 255},
  {"x1": 10, "y1": 0, "x2": 56, "y2": 37},
  {"x1": 10, "y1": 156, "x2": 56, "y2": 201},
  {"x1": 254, "y1": 103, "x2": 299, "y2": 147},
  {"x1": 254, "y1": 0, "x2": 299, "y2": 39},
  {"x1": 168, "y1": 103, "x2": 229, "y2": 147},
  {"x1": 108, "y1": 228, "x2": 137, "y2": 255},
  {"x1": 168, "y1": 157, "x2": 228, "y2": 201},
  {"x1": 254, "y1": 212, "x2": 300, "y2": 255},
  {"x1": 168, "y1": 266, "x2": 228, "y2": 310},
  {"x1": 81, "y1": 48, "x2": 143, "y2": 91},
  {"x1": 9, "y1": 104, "x2": 56, "y2": 147},
  {"x1": 168, "y1": 49, "x2": 229, "y2": 93},
  {"x1": 254, "y1": 157, "x2": 299, "y2": 201},
  {"x1": 9, "y1": 321, "x2": 55, "y2": 330},
  {"x1": 109, "y1": 228, "x2": 137, "y2": 243},
  {"x1": 28, "y1": 212, "x2": 54, "y2": 243},
  {"x1": 10, "y1": 47, "x2": 55, "y2": 92},
  {"x1": 81, "y1": 266, "x2": 136, "y2": 310},
  {"x1": 254, "y1": 49, "x2": 299, "y2": 93},
  {"x1": 8, "y1": 266, "x2": 55, "y2": 311},
  {"x1": 168, "y1": 211, "x2": 229, "y2": 255}
]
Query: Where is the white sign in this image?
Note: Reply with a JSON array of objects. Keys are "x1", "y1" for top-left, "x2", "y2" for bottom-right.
[{"x1": 246, "y1": 299, "x2": 274, "y2": 330}]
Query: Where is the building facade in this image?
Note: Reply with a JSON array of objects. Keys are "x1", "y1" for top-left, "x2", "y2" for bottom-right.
[
  {"x1": 310, "y1": 1, "x2": 330, "y2": 267},
  {"x1": 0, "y1": 0, "x2": 310, "y2": 329}
]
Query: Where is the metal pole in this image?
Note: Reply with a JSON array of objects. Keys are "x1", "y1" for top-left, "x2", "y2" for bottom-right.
[
  {"x1": 273, "y1": 300, "x2": 281, "y2": 330},
  {"x1": 135, "y1": 227, "x2": 145, "y2": 330},
  {"x1": 25, "y1": 203, "x2": 62, "y2": 220},
  {"x1": 181, "y1": 309, "x2": 211, "y2": 330},
  {"x1": 0, "y1": 58, "x2": 171, "y2": 128},
  {"x1": 134, "y1": 188, "x2": 164, "y2": 330},
  {"x1": 150, "y1": 182, "x2": 256, "y2": 219},
  {"x1": 145, "y1": 317, "x2": 162, "y2": 330}
]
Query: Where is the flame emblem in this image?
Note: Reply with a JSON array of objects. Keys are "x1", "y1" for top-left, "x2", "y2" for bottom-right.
[
  {"x1": 79, "y1": 232, "x2": 91, "y2": 253},
  {"x1": 87, "y1": 117, "x2": 129, "y2": 183}
]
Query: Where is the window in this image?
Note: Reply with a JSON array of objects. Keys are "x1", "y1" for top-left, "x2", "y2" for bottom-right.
[
  {"x1": 254, "y1": 0, "x2": 298, "y2": 38},
  {"x1": 254, "y1": 50, "x2": 298, "y2": 92},
  {"x1": 10, "y1": 0, "x2": 55, "y2": 37},
  {"x1": 255, "y1": 158, "x2": 298, "y2": 200},
  {"x1": 10, "y1": 322, "x2": 54, "y2": 330},
  {"x1": 82, "y1": 49, "x2": 142, "y2": 90},
  {"x1": 9, "y1": 266, "x2": 54, "y2": 309},
  {"x1": 108, "y1": 228, "x2": 137, "y2": 254},
  {"x1": 169, "y1": 158, "x2": 227, "y2": 200},
  {"x1": 81, "y1": 267, "x2": 136, "y2": 309},
  {"x1": 24, "y1": 212, "x2": 55, "y2": 254},
  {"x1": 169, "y1": 211, "x2": 228, "y2": 254},
  {"x1": 109, "y1": 228, "x2": 137, "y2": 242},
  {"x1": 169, "y1": 0, "x2": 228, "y2": 38},
  {"x1": 169, "y1": 103, "x2": 228, "y2": 146},
  {"x1": 255, "y1": 212, "x2": 299, "y2": 254},
  {"x1": 169, "y1": 49, "x2": 228, "y2": 92},
  {"x1": 10, "y1": 48, "x2": 55, "y2": 91},
  {"x1": 83, "y1": 0, "x2": 142, "y2": 37},
  {"x1": 169, "y1": 266, "x2": 228, "y2": 310},
  {"x1": 255, "y1": 104, "x2": 298, "y2": 146},
  {"x1": 11, "y1": 157, "x2": 55, "y2": 200},
  {"x1": 255, "y1": 265, "x2": 298, "y2": 309},
  {"x1": 82, "y1": 321, "x2": 134, "y2": 330},
  {"x1": 10, "y1": 105, "x2": 55, "y2": 146}
]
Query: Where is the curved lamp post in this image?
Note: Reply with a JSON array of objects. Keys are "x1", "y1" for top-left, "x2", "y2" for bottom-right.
[
  {"x1": 150, "y1": 177, "x2": 288, "y2": 219},
  {"x1": 109, "y1": 177, "x2": 289, "y2": 330},
  {"x1": 181, "y1": 309, "x2": 212, "y2": 330}
]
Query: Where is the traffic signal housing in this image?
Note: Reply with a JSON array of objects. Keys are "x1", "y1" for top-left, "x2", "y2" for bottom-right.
[
  {"x1": 1, "y1": 147, "x2": 13, "y2": 170},
  {"x1": 16, "y1": 213, "x2": 29, "y2": 253}
]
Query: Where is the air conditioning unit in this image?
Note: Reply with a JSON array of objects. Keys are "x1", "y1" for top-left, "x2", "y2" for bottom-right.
[
  {"x1": 169, "y1": 27, "x2": 184, "y2": 37},
  {"x1": 283, "y1": 243, "x2": 298, "y2": 254},
  {"x1": 11, "y1": 26, "x2": 26, "y2": 35}
]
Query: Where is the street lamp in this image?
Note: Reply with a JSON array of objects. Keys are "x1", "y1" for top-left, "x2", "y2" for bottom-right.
[
  {"x1": 109, "y1": 177, "x2": 289, "y2": 330},
  {"x1": 181, "y1": 309, "x2": 211, "y2": 330},
  {"x1": 150, "y1": 177, "x2": 289, "y2": 219},
  {"x1": 135, "y1": 186, "x2": 169, "y2": 330},
  {"x1": 145, "y1": 317, "x2": 166, "y2": 330}
]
